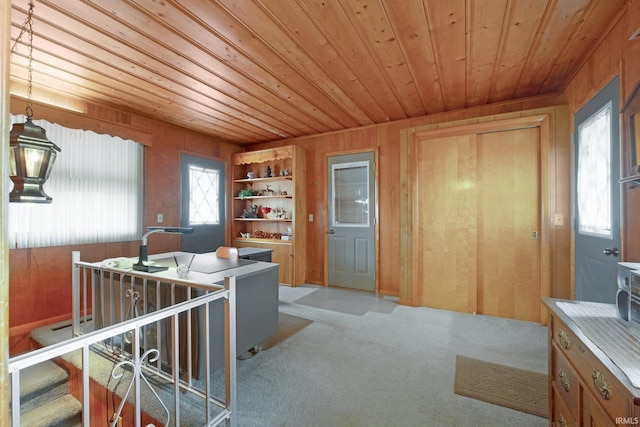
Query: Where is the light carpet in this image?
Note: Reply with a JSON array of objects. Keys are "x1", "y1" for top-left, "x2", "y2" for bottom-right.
[{"x1": 225, "y1": 284, "x2": 549, "y2": 426}]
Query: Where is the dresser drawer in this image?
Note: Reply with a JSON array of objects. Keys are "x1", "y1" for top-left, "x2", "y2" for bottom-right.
[
  {"x1": 583, "y1": 390, "x2": 618, "y2": 427},
  {"x1": 551, "y1": 344, "x2": 580, "y2": 421},
  {"x1": 552, "y1": 314, "x2": 634, "y2": 423},
  {"x1": 571, "y1": 345, "x2": 633, "y2": 422},
  {"x1": 551, "y1": 386, "x2": 578, "y2": 427},
  {"x1": 552, "y1": 319, "x2": 578, "y2": 355}
]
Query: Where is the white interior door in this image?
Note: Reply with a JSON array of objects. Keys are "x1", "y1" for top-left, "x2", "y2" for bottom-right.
[
  {"x1": 327, "y1": 152, "x2": 376, "y2": 291},
  {"x1": 574, "y1": 77, "x2": 621, "y2": 303}
]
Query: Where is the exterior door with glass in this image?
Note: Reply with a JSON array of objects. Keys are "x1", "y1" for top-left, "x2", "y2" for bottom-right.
[
  {"x1": 180, "y1": 154, "x2": 225, "y2": 254},
  {"x1": 574, "y1": 76, "x2": 620, "y2": 303},
  {"x1": 327, "y1": 152, "x2": 376, "y2": 291}
]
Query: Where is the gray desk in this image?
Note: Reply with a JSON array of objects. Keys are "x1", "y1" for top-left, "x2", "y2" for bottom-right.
[
  {"x1": 238, "y1": 247, "x2": 273, "y2": 262},
  {"x1": 93, "y1": 251, "x2": 279, "y2": 375}
]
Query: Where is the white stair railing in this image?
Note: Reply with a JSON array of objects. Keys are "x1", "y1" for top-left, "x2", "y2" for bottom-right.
[{"x1": 9, "y1": 252, "x2": 237, "y2": 427}]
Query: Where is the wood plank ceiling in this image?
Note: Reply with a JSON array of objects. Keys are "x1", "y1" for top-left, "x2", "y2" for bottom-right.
[{"x1": 9, "y1": 0, "x2": 627, "y2": 145}]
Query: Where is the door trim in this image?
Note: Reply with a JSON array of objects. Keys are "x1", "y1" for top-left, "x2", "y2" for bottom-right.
[
  {"x1": 324, "y1": 148, "x2": 380, "y2": 292},
  {"x1": 400, "y1": 114, "x2": 551, "y2": 320}
]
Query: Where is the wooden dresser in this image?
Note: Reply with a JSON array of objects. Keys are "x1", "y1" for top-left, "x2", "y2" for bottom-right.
[{"x1": 543, "y1": 299, "x2": 640, "y2": 426}]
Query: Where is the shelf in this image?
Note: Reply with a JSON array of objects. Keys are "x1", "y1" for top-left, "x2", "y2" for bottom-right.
[
  {"x1": 232, "y1": 145, "x2": 305, "y2": 286},
  {"x1": 234, "y1": 195, "x2": 292, "y2": 200},
  {"x1": 234, "y1": 218, "x2": 292, "y2": 222},
  {"x1": 234, "y1": 176, "x2": 292, "y2": 183},
  {"x1": 232, "y1": 237, "x2": 293, "y2": 245}
]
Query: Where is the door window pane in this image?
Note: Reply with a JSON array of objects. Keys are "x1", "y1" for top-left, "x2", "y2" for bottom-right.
[
  {"x1": 331, "y1": 161, "x2": 369, "y2": 227},
  {"x1": 189, "y1": 165, "x2": 220, "y2": 225},
  {"x1": 577, "y1": 103, "x2": 611, "y2": 237}
]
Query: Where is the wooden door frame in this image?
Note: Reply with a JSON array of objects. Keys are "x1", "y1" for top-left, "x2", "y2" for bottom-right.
[
  {"x1": 323, "y1": 148, "x2": 380, "y2": 292},
  {"x1": 399, "y1": 114, "x2": 551, "y2": 321}
]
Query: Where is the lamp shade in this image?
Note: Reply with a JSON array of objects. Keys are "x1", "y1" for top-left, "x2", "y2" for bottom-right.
[{"x1": 9, "y1": 118, "x2": 61, "y2": 203}]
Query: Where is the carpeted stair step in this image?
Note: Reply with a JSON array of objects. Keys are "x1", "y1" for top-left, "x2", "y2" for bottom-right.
[
  {"x1": 18, "y1": 360, "x2": 70, "y2": 414},
  {"x1": 20, "y1": 394, "x2": 82, "y2": 427}
]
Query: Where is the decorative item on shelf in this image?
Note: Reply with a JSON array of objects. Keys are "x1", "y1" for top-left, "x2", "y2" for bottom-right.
[
  {"x1": 241, "y1": 205, "x2": 258, "y2": 218},
  {"x1": 280, "y1": 190, "x2": 288, "y2": 195},
  {"x1": 264, "y1": 165, "x2": 272, "y2": 177},
  {"x1": 280, "y1": 169, "x2": 289, "y2": 176},
  {"x1": 240, "y1": 232, "x2": 251, "y2": 238},
  {"x1": 252, "y1": 230, "x2": 282, "y2": 239},
  {"x1": 247, "y1": 170, "x2": 255, "y2": 179},
  {"x1": 260, "y1": 206, "x2": 272, "y2": 218},
  {"x1": 257, "y1": 185, "x2": 274, "y2": 196},
  {"x1": 238, "y1": 188, "x2": 255, "y2": 198},
  {"x1": 282, "y1": 226, "x2": 293, "y2": 240},
  {"x1": 9, "y1": 1, "x2": 62, "y2": 204},
  {"x1": 274, "y1": 208, "x2": 286, "y2": 219}
]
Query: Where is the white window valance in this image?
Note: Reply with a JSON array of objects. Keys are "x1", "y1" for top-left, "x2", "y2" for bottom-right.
[{"x1": 8, "y1": 114, "x2": 143, "y2": 249}]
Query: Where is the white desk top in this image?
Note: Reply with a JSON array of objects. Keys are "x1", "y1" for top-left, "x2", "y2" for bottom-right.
[{"x1": 97, "y1": 251, "x2": 278, "y2": 288}]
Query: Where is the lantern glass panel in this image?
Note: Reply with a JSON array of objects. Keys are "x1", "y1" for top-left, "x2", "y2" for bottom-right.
[
  {"x1": 24, "y1": 147, "x2": 45, "y2": 177},
  {"x1": 9, "y1": 147, "x2": 17, "y2": 176},
  {"x1": 44, "y1": 152, "x2": 57, "y2": 180}
]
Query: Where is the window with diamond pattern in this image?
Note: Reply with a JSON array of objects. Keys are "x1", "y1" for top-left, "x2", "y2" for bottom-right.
[{"x1": 188, "y1": 165, "x2": 220, "y2": 225}]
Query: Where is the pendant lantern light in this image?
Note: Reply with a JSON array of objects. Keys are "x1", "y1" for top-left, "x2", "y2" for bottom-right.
[{"x1": 9, "y1": 1, "x2": 61, "y2": 203}]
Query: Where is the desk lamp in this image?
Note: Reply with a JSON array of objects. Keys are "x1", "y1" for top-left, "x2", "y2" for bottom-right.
[{"x1": 133, "y1": 226, "x2": 194, "y2": 272}]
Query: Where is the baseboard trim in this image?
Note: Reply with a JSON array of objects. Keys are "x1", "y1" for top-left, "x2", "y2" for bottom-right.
[{"x1": 10, "y1": 314, "x2": 73, "y2": 338}]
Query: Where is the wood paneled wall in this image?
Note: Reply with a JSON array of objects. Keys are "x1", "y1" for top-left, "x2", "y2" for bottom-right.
[
  {"x1": 246, "y1": 94, "x2": 568, "y2": 300},
  {"x1": 8, "y1": 96, "x2": 241, "y2": 354}
]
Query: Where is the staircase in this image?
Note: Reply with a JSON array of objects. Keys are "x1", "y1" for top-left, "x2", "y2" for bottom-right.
[{"x1": 15, "y1": 360, "x2": 82, "y2": 427}]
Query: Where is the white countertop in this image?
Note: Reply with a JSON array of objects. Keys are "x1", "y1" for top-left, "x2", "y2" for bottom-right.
[{"x1": 97, "y1": 251, "x2": 278, "y2": 288}]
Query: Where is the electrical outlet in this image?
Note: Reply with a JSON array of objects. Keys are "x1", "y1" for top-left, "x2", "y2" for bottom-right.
[{"x1": 157, "y1": 213, "x2": 164, "y2": 223}]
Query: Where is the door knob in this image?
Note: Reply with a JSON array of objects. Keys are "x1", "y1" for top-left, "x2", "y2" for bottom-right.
[
  {"x1": 603, "y1": 247, "x2": 619, "y2": 257},
  {"x1": 328, "y1": 229, "x2": 335, "y2": 234}
]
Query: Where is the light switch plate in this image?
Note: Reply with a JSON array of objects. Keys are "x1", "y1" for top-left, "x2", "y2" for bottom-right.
[{"x1": 554, "y1": 213, "x2": 564, "y2": 226}]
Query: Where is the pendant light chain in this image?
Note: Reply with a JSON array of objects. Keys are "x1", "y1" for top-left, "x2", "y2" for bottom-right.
[
  {"x1": 10, "y1": 2, "x2": 35, "y2": 119},
  {"x1": 26, "y1": 3, "x2": 34, "y2": 119}
]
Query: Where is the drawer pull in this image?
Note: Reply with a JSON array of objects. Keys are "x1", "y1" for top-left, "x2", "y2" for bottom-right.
[
  {"x1": 558, "y1": 414, "x2": 568, "y2": 427},
  {"x1": 558, "y1": 369, "x2": 570, "y2": 392},
  {"x1": 558, "y1": 329, "x2": 571, "y2": 349},
  {"x1": 591, "y1": 368, "x2": 611, "y2": 400}
]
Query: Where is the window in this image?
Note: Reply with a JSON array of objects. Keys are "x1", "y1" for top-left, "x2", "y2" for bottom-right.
[
  {"x1": 8, "y1": 115, "x2": 143, "y2": 248},
  {"x1": 188, "y1": 164, "x2": 220, "y2": 225},
  {"x1": 577, "y1": 102, "x2": 612, "y2": 237},
  {"x1": 331, "y1": 161, "x2": 370, "y2": 227}
]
